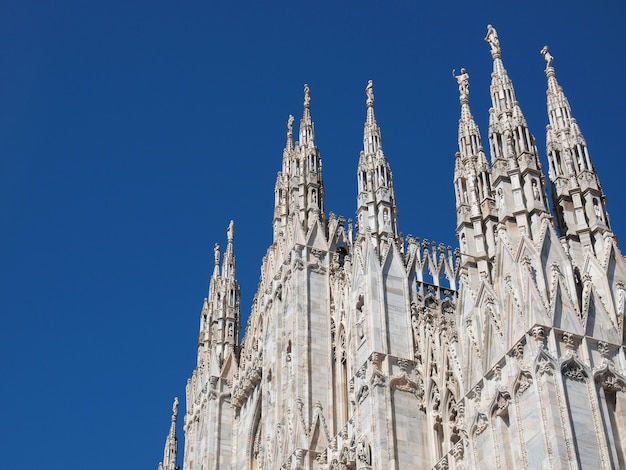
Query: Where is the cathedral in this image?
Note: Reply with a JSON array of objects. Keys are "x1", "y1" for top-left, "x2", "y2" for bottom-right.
[{"x1": 157, "y1": 26, "x2": 626, "y2": 469}]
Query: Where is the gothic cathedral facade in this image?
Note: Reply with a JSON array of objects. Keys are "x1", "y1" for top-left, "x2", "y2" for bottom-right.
[{"x1": 157, "y1": 26, "x2": 626, "y2": 469}]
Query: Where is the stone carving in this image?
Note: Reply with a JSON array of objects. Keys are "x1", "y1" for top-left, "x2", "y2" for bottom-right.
[
  {"x1": 356, "y1": 436, "x2": 371, "y2": 465},
  {"x1": 597, "y1": 341, "x2": 610, "y2": 358},
  {"x1": 451, "y1": 440, "x2": 465, "y2": 460},
  {"x1": 453, "y1": 68, "x2": 470, "y2": 101},
  {"x1": 532, "y1": 179, "x2": 541, "y2": 200},
  {"x1": 595, "y1": 367, "x2": 626, "y2": 392},
  {"x1": 536, "y1": 356, "x2": 554, "y2": 376},
  {"x1": 541, "y1": 45, "x2": 554, "y2": 66},
  {"x1": 472, "y1": 412, "x2": 489, "y2": 436},
  {"x1": 485, "y1": 24, "x2": 501, "y2": 57},
  {"x1": 515, "y1": 371, "x2": 533, "y2": 395},
  {"x1": 562, "y1": 361, "x2": 586, "y2": 382},
  {"x1": 532, "y1": 326, "x2": 545, "y2": 346},
  {"x1": 304, "y1": 84, "x2": 311, "y2": 108},
  {"x1": 562, "y1": 332, "x2": 576, "y2": 353},
  {"x1": 491, "y1": 390, "x2": 511, "y2": 417}
]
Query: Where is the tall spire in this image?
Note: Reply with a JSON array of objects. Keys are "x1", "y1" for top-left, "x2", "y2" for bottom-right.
[
  {"x1": 485, "y1": 25, "x2": 550, "y2": 241},
  {"x1": 363, "y1": 80, "x2": 382, "y2": 155},
  {"x1": 356, "y1": 80, "x2": 399, "y2": 255},
  {"x1": 299, "y1": 84, "x2": 315, "y2": 147},
  {"x1": 453, "y1": 68, "x2": 496, "y2": 276},
  {"x1": 454, "y1": 69, "x2": 489, "y2": 169},
  {"x1": 212, "y1": 243, "x2": 220, "y2": 278},
  {"x1": 157, "y1": 397, "x2": 179, "y2": 470},
  {"x1": 542, "y1": 46, "x2": 611, "y2": 257},
  {"x1": 222, "y1": 220, "x2": 236, "y2": 279},
  {"x1": 274, "y1": 116, "x2": 295, "y2": 239},
  {"x1": 202, "y1": 221, "x2": 241, "y2": 373},
  {"x1": 286, "y1": 114, "x2": 294, "y2": 152},
  {"x1": 273, "y1": 86, "x2": 325, "y2": 237}
]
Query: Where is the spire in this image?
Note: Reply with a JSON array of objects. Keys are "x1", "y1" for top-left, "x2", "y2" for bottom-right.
[
  {"x1": 453, "y1": 68, "x2": 497, "y2": 273},
  {"x1": 485, "y1": 25, "x2": 550, "y2": 241},
  {"x1": 485, "y1": 24, "x2": 501, "y2": 60},
  {"x1": 202, "y1": 221, "x2": 241, "y2": 374},
  {"x1": 454, "y1": 69, "x2": 488, "y2": 166},
  {"x1": 212, "y1": 243, "x2": 220, "y2": 278},
  {"x1": 273, "y1": 85, "x2": 325, "y2": 236},
  {"x1": 222, "y1": 220, "x2": 236, "y2": 279},
  {"x1": 286, "y1": 114, "x2": 294, "y2": 152},
  {"x1": 453, "y1": 68, "x2": 492, "y2": 212},
  {"x1": 542, "y1": 46, "x2": 611, "y2": 256},
  {"x1": 356, "y1": 80, "x2": 399, "y2": 252},
  {"x1": 299, "y1": 84, "x2": 315, "y2": 147},
  {"x1": 485, "y1": 25, "x2": 523, "y2": 127},
  {"x1": 364, "y1": 80, "x2": 382, "y2": 155},
  {"x1": 158, "y1": 397, "x2": 179, "y2": 470}
]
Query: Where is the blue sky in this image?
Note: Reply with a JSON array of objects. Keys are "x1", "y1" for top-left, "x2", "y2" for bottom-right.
[{"x1": 1, "y1": 1, "x2": 624, "y2": 468}]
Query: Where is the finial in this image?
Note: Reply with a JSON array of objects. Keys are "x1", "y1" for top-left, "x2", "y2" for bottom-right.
[
  {"x1": 485, "y1": 24, "x2": 501, "y2": 58},
  {"x1": 541, "y1": 45, "x2": 554, "y2": 67},
  {"x1": 227, "y1": 220, "x2": 234, "y2": 242},
  {"x1": 453, "y1": 68, "x2": 470, "y2": 102},
  {"x1": 213, "y1": 243, "x2": 220, "y2": 266},
  {"x1": 303, "y1": 84, "x2": 311, "y2": 109},
  {"x1": 287, "y1": 115, "x2": 294, "y2": 134},
  {"x1": 285, "y1": 114, "x2": 294, "y2": 150},
  {"x1": 366, "y1": 80, "x2": 375, "y2": 107}
]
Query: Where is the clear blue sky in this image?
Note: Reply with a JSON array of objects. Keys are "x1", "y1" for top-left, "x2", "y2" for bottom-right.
[{"x1": 1, "y1": 1, "x2": 624, "y2": 468}]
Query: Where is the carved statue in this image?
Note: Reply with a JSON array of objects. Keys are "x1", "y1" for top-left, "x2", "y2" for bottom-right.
[
  {"x1": 453, "y1": 68, "x2": 470, "y2": 100},
  {"x1": 532, "y1": 180, "x2": 540, "y2": 201},
  {"x1": 214, "y1": 243, "x2": 220, "y2": 266},
  {"x1": 304, "y1": 84, "x2": 311, "y2": 108},
  {"x1": 541, "y1": 45, "x2": 554, "y2": 66},
  {"x1": 227, "y1": 220, "x2": 234, "y2": 242},
  {"x1": 287, "y1": 114, "x2": 294, "y2": 134},
  {"x1": 485, "y1": 24, "x2": 501, "y2": 57},
  {"x1": 593, "y1": 199, "x2": 604, "y2": 222},
  {"x1": 366, "y1": 80, "x2": 374, "y2": 105},
  {"x1": 356, "y1": 437, "x2": 371, "y2": 465}
]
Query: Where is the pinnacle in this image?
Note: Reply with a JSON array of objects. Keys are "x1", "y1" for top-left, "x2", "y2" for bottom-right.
[
  {"x1": 286, "y1": 114, "x2": 294, "y2": 151},
  {"x1": 302, "y1": 83, "x2": 311, "y2": 121},
  {"x1": 365, "y1": 80, "x2": 378, "y2": 128}
]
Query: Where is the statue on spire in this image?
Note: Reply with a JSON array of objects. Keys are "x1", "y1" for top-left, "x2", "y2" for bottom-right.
[
  {"x1": 541, "y1": 45, "x2": 554, "y2": 67},
  {"x1": 227, "y1": 220, "x2": 234, "y2": 242},
  {"x1": 286, "y1": 114, "x2": 294, "y2": 150},
  {"x1": 485, "y1": 24, "x2": 501, "y2": 58},
  {"x1": 214, "y1": 243, "x2": 220, "y2": 266},
  {"x1": 453, "y1": 68, "x2": 470, "y2": 101},
  {"x1": 304, "y1": 84, "x2": 311, "y2": 108},
  {"x1": 287, "y1": 115, "x2": 294, "y2": 135},
  {"x1": 366, "y1": 80, "x2": 375, "y2": 107}
]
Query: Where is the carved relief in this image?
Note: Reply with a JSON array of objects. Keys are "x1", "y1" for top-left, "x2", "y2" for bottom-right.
[
  {"x1": 562, "y1": 359, "x2": 586, "y2": 382},
  {"x1": 514, "y1": 370, "x2": 533, "y2": 395},
  {"x1": 595, "y1": 367, "x2": 626, "y2": 392},
  {"x1": 490, "y1": 389, "x2": 511, "y2": 417},
  {"x1": 536, "y1": 356, "x2": 554, "y2": 376},
  {"x1": 472, "y1": 412, "x2": 489, "y2": 436},
  {"x1": 356, "y1": 436, "x2": 371, "y2": 465}
]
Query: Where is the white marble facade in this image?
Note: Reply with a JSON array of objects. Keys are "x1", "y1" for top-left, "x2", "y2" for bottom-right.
[{"x1": 157, "y1": 26, "x2": 626, "y2": 470}]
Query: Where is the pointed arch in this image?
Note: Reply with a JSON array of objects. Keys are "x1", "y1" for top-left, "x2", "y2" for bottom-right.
[
  {"x1": 247, "y1": 392, "x2": 263, "y2": 470},
  {"x1": 595, "y1": 364, "x2": 626, "y2": 468}
]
